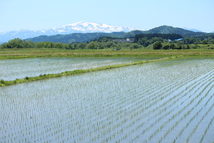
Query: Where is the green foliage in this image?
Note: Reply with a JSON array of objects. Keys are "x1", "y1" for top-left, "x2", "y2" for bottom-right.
[
  {"x1": 9, "y1": 38, "x2": 24, "y2": 48},
  {"x1": 130, "y1": 43, "x2": 142, "y2": 50},
  {"x1": 134, "y1": 33, "x2": 182, "y2": 47},
  {"x1": 0, "y1": 38, "x2": 36, "y2": 49},
  {"x1": 183, "y1": 37, "x2": 197, "y2": 44},
  {"x1": 186, "y1": 45, "x2": 190, "y2": 49},
  {"x1": 192, "y1": 44, "x2": 199, "y2": 49},
  {"x1": 202, "y1": 40, "x2": 208, "y2": 44},
  {"x1": 135, "y1": 33, "x2": 182, "y2": 42},
  {"x1": 87, "y1": 41, "x2": 98, "y2": 49},
  {"x1": 170, "y1": 43, "x2": 176, "y2": 49},
  {"x1": 163, "y1": 45, "x2": 170, "y2": 50},
  {"x1": 153, "y1": 41, "x2": 162, "y2": 50},
  {"x1": 0, "y1": 43, "x2": 8, "y2": 49},
  {"x1": 0, "y1": 39, "x2": 71, "y2": 49}
]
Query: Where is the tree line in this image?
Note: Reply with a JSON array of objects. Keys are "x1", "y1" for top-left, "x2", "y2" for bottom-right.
[
  {"x1": 1, "y1": 34, "x2": 214, "y2": 50},
  {"x1": 0, "y1": 38, "x2": 143, "y2": 50}
]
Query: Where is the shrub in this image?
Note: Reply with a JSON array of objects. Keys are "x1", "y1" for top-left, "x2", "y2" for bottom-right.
[{"x1": 153, "y1": 41, "x2": 162, "y2": 50}]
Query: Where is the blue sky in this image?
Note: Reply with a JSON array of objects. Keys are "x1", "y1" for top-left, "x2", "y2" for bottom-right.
[{"x1": 1, "y1": 0, "x2": 214, "y2": 33}]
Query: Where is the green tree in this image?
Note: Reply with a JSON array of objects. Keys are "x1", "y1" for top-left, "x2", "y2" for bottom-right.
[
  {"x1": 7, "y1": 38, "x2": 24, "y2": 48},
  {"x1": 170, "y1": 43, "x2": 176, "y2": 49},
  {"x1": 72, "y1": 43, "x2": 78, "y2": 49},
  {"x1": 62, "y1": 44, "x2": 69, "y2": 49},
  {"x1": 55, "y1": 43, "x2": 63, "y2": 49},
  {"x1": 23, "y1": 41, "x2": 34, "y2": 48},
  {"x1": 202, "y1": 40, "x2": 208, "y2": 44},
  {"x1": 43, "y1": 42, "x2": 52, "y2": 48},
  {"x1": 105, "y1": 41, "x2": 115, "y2": 48},
  {"x1": 186, "y1": 44, "x2": 190, "y2": 49},
  {"x1": 35, "y1": 42, "x2": 44, "y2": 48},
  {"x1": 192, "y1": 44, "x2": 199, "y2": 49},
  {"x1": 0, "y1": 43, "x2": 8, "y2": 49},
  {"x1": 76, "y1": 43, "x2": 87, "y2": 49},
  {"x1": 163, "y1": 45, "x2": 170, "y2": 50},
  {"x1": 130, "y1": 43, "x2": 141, "y2": 50},
  {"x1": 153, "y1": 41, "x2": 162, "y2": 50},
  {"x1": 87, "y1": 41, "x2": 98, "y2": 49}
]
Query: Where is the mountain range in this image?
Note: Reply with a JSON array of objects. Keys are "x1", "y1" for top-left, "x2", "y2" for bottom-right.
[
  {"x1": 26, "y1": 25, "x2": 214, "y2": 44},
  {"x1": 0, "y1": 22, "x2": 214, "y2": 44},
  {"x1": 0, "y1": 22, "x2": 137, "y2": 43}
]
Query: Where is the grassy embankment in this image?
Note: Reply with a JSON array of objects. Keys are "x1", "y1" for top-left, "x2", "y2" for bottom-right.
[
  {"x1": 0, "y1": 47, "x2": 214, "y2": 59},
  {"x1": 0, "y1": 48, "x2": 213, "y2": 86}
]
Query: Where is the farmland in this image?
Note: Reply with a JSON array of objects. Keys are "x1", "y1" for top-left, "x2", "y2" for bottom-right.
[
  {"x1": 0, "y1": 57, "x2": 213, "y2": 143},
  {"x1": 0, "y1": 57, "x2": 153, "y2": 81}
]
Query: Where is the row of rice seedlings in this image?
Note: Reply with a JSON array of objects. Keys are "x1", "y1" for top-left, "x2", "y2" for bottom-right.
[
  {"x1": 157, "y1": 73, "x2": 214, "y2": 143},
  {"x1": 0, "y1": 77, "x2": 166, "y2": 142},
  {"x1": 134, "y1": 66, "x2": 212, "y2": 142},
  {"x1": 56, "y1": 59, "x2": 212, "y2": 142},
  {"x1": 187, "y1": 95, "x2": 213, "y2": 140},
  {"x1": 199, "y1": 103, "x2": 214, "y2": 143},
  {"x1": 0, "y1": 79, "x2": 204, "y2": 142},
  {"x1": 96, "y1": 60, "x2": 208, "y2": 142},
  {"x1": 30, "y1": 59, "x2": 214, "y2": 142},
  {"x1": 95, "y1": 81, "x2": 181, "y2": 142},
  {"x1": 169, "y1": 90, "x2": 212, "y2": 142},
  {"x1": 185, "y1": 98, "x2": 214, "y2": 143},
  {"x1": 181, "y1": 73, "x2": 212, "y2": 104},
  {"x1": 68, "y1": 66, "x2": 167, "y2": 142},
  {"x1": 70, "y1": 66, "x2": 160, "y2": 136},
  {"x1": 97, "y1": 66, "x2": 196, "y2": 135},
  {"x1": 0, "y1": 84, "x2": 63, "y2": 141},
  {"x1": 1, "y1": 58, "x2": 212, "y2": 142},
  {"x1": 186, "y1": 88, "x2": 214, "y2": 142},
  {"x1": 3, "y1": 75, "x2": 113, "y2": 142},
  {"x1": 61, "y1": 78, "x2": 134, "y2": 142}
]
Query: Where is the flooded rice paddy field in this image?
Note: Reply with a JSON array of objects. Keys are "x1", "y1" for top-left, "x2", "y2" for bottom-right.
[
  {"x1": 0, "y1": 57, "x2": 151, "y2": 81},
  {"x1": 0, "y1": 58, "x2": 214, "y2": 143}
]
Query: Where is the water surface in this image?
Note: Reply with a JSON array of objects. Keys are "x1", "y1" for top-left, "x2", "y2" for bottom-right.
[
  {"x1": 0, "y1": 57, "x2": 151, "y2": 80},
  {"x1": 0, "y1": 58, "x2": 213, "y2": 143}
]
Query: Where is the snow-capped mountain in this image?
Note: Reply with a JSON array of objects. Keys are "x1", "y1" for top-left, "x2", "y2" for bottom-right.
[
  {"x1": 53, "y1": 21, "x2": 137, "y2": 33},
  {"x1": 0, "y1": 22, "x2": 138, "y2": 43}
]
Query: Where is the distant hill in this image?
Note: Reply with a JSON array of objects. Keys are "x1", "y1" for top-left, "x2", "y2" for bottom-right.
[
  {"x1": 125, "y1": 25, "x2": 214, "y2": 38},
  {"x1": 144, "y1": 25, "x2": 208, "y2": 37},
  {"x1": 26, "y1": 32, "x2": 126, "y2": 43}
]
